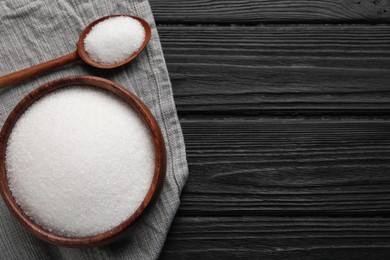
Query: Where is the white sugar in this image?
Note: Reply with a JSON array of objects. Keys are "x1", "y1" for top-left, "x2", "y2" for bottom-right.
[
  {"x1": 5, "y1": 87, "x2": 155, "y2": 237},
  {"x1": 84, "y1": 16, "x2": 145, "y2": 65}
]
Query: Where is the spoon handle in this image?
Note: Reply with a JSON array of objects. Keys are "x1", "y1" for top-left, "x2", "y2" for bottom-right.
[{"x1": 0, "y1": 51, "x2": 79, "y2": 89}]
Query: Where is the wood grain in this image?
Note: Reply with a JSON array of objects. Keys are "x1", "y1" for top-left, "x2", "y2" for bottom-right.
[
  {"x1": 158, "y1": 25, "x2": 390, "y2": 116},
  {"x1": 150, "y1": 0, "x2": 390, "y2": 24},
  {"x1": 156, "y1": 2, "x2": 390, "y2": 259},
  {"x1": 178, "y1": 119, "x2": 390, "y2": 216},
  {"x1": 160, "y1": 216, "x2": 390, "y2": 260}
]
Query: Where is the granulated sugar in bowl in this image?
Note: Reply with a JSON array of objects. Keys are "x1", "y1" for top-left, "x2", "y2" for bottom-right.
[{"x1": 0, "y1": 76, "x2": 166, "y2": 247}]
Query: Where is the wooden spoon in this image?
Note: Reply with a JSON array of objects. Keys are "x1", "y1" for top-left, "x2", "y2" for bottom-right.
[{"x1": 0, "y1": 15, "x2": 152, "y2": 89}]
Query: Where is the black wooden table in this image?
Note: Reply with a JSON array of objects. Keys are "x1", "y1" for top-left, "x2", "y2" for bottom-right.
[{"x1": 150, "y1": 1, "x2": 390, "y2": 259}]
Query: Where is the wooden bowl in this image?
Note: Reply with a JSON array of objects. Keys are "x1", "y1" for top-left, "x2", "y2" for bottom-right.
[
  {"x1": 0, "y1": 76, "x2": 166, "y2": 247},
  {"x1": 77, "y1": 14, "x2": 152, "y2": 69}
]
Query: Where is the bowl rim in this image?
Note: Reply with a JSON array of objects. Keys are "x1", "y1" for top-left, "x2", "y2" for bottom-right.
[{"x1": 0, "y1": 76, "x2": 166, "y2": 247}]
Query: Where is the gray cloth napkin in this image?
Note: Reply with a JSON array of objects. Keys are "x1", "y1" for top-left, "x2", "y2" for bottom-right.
[{"x1": 0, "y1": 0, "x2": 188, "y2": 259}]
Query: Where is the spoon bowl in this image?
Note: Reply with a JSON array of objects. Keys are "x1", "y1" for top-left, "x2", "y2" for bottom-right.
[
  {"x1": 0, "y1": 15, "x2": 152, "y2": 88},
  {"x1": 77, "y1": 15, "x2": 152, "y2": 69}
]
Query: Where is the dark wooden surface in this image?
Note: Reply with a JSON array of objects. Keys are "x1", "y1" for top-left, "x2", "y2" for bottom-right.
[{"x1": 152, "y1": 1, "x2": 390, "y2": 259}]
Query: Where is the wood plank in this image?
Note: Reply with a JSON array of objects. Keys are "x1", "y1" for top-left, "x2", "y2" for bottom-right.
[
  {"x1": 160, "y1": 216, "x2": 390, "y2": 260},
  {"x1": 178, "y1": 118, "x2": 390, "y2": 216},
  {"x1": 150, "y1": 0, "x2": 390, "y2": 24},
  {"x1": 158, "y1": 25, "x2": 390, "y2": 116}
]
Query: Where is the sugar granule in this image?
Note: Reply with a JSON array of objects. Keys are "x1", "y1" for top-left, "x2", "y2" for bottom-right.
[
  {"x1": 84, "y1": 16, "x2": 145, "y2": 65},
  {"x1": 5, "y1": 86, "x2": 155, "y2": 237}
]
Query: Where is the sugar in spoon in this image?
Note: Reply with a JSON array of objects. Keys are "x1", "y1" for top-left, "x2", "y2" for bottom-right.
[{"x1": 0, "y1": 15, "x2": 151, "y2": 89}]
